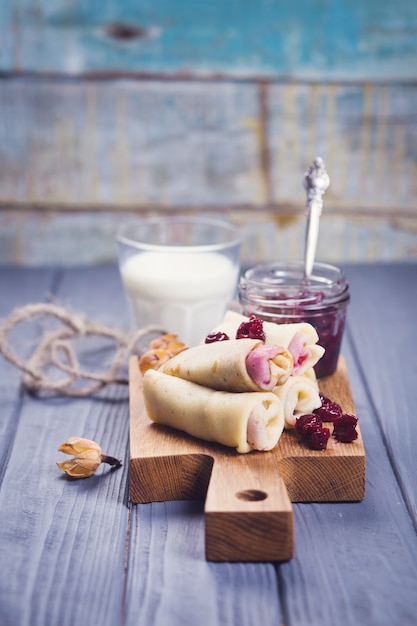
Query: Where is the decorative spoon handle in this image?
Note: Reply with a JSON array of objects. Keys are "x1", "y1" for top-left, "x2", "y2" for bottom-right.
[{"x1": 303, "y1": 157, "x2": 330, "y2": 280}]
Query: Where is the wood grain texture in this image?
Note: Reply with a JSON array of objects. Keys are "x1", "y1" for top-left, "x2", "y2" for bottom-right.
[
  {"x1": 1, "y1": 77, "x2": 416, "y2": 266},
  {"x1": 1, "y1": 79, "x2": 416, "y2": 217},
  {"x1": 1, "y1": 1, "x2": 417, "y2": 269},
  {"x1": 1, "y1": 265, "x2": 417, "y2": 626},
  {"x1": 125, "y1": 500, "x2": 284, "y2": 626},
  {"x1": 268, "y1": 82, "x2": 417, "y2": 215},
  {"x1": 342, "y1": 263, "x2": 417, "y2": 528},
  {"x1": 280, "y1": 341, "x2": 417, "y2": 626},
  {"x1": 0, "y1": 268, "x2": 57, "y2": 485},
  {"x1": 0, "y1": 267, "x2": 130, "y2": 626},
  {"x1": 129, "y1": 355, "x2": 364, "y2": 561},
  {"x1": 1, "y1": 0, "x2": 416, "y2": 79},
  {"x1": 204, "y1": 455, "x2": 294, "y2": 561},
  {"x1": 278, "y1": 263, "x2": 417, "y2": 626}
]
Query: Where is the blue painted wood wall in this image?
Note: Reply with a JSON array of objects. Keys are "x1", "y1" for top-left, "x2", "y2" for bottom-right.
[{"x1": 0, "y1": 0, "x2": 416, "y2": 265}]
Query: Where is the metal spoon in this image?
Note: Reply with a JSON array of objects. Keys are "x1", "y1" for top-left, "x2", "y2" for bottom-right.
[{"x1": 303, "y1": 157, "x2": 330, "y2": 281}]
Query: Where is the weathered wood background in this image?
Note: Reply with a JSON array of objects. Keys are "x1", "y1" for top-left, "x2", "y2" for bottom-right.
[{"x1": 0, "y1": 0, "x2": 416, "y2": 265}]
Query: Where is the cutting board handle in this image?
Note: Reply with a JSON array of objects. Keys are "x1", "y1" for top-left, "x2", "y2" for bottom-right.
[{"x1": 204, "y1": 453, "x2": 294, "y2": 562}]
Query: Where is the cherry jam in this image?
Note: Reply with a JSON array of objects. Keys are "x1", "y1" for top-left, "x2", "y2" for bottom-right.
[{"x1": 239, "y1": 262, "x2": 350, "y2": 378}]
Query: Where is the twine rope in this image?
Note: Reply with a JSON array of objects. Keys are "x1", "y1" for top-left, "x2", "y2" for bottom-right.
[{"x1": 0, "y1": 303, "x2": 164, "y2": 397}]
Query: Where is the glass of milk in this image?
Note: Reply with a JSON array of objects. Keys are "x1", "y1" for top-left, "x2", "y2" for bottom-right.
[{"x1": 117, "y1": 215, "x2": 241, "y2": 346}]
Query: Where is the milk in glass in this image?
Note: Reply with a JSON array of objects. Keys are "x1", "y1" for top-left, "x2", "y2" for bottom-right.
[{"x1": 120, "y1": 250, "x2": 239, "y2": 345}]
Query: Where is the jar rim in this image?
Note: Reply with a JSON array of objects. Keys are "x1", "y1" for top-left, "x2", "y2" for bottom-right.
[{"x1": 239, "y1": 261, "x2": 349, "y2": 309}]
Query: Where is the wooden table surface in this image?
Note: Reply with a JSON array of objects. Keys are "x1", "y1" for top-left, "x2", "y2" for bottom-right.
[{"x1": 0, "y1": 262, "x2": 416, "y2": 626}]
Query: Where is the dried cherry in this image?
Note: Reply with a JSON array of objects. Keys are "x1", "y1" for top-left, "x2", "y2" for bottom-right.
[
  {"x1": 313, "y1": 393, "x2": 359, "y2": 443},
  {"x1": 332, "y1": 413, "x2": 358, "y2": 443},
  {"x1": 295, "y1": 413, "x2": 323, "y2": 438},
  {"x1": 295, "y1": 413, "x2": 330, "y2": 451},
  {"x1": 310, "y1": 426, "x2": 331, "y2": 450},
  {"x1": 205, "y1": 332, "x2": 230, "y2": 344},
  {"x1": 236, "y1": 316, "x2": 266, "y2": 342},
  {"x1": 314, "y1": 395, "x2": 343, "y2": 421}
]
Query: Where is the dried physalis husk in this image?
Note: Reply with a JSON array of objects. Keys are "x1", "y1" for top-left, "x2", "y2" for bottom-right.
[
  {"x1": 139, "y1": 333, "x2": 187, "y2": 375},
  {"x1": 57, "y1": 437, "x2": 122, "y2": 479},
  {"x1": 139, "y1": 348, "x2": 173, "y2": 374}
]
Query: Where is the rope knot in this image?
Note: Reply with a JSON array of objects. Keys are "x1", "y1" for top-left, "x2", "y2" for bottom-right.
[{"x1": 0, "y1": 302, "x2": 165, "y2": 397}]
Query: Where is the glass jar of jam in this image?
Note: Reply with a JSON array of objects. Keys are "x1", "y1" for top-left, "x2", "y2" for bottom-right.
[{"x1": 238, "y1": 261, "x2": 350, "y2": 378}]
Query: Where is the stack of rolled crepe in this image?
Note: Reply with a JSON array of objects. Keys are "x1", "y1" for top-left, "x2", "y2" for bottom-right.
[{"x1": 142, "y1": 312, "x2": 324, "y2": 454}]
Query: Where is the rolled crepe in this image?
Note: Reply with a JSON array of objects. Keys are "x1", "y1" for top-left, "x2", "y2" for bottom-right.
[
  {"x1": 274, "y1": 373, "x2": 322, "y2": 429},
  {"x1": 210, "y1": 311, "x2": 325, "y2": 376},
  {"x1": 160, "y1": 338, "x2": 293, "y2": 391},
  {"x1": 303, "y1": 367, "x2": 317, "y2": 382},
  {"x1": 143, "y1": 369, "x2": 285, "y2": 453}
]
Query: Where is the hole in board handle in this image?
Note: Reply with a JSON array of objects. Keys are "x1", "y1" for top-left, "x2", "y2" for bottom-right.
[{"x1": 236, "y1": 489, "x2": 268, "y2": 502}]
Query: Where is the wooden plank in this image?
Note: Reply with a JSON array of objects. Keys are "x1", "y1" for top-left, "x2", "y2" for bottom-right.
[
  {"x1": 1, "y1": 0, "x2": 416, "y2": 79},
  {"x1": 0, "y1": 267, "x2": 130, "y2": 626},
  {"x1": 0, "y1": 267, "x2": 57, "y2": 482},
  {"x1": 0, "y1": 267, "x2": 58, "y2": 388},
  {"x1": 125, "y1": 500, "x2": 284, "y2": 626},
  {"x1": 0, "y1": 79, "x2": 261, "y2": 208},
  {"x1": 1, "y1": 79, "x2": 416, "y2": 215},
  {"x1": 0, "y1": 77, "x2": 416, "y2": 266},
  {"x1": 268, "y1": 82, "x2": 417, "y2": 212},
  {"x1": 278, "y1": 265, "x2": 417, "y2": 626},
  {"x1": 1, "y1": 209, "x2": 416, "y2": 267},
  {"x1": 341, "y1": 263, "x2": 417, "y2": 526},
  {"x1": 0, "y1": 384, "x2": 129, "y2": 626},
  {"x1": 279, "y1": 340, "x2": 417, "y2": 626}
]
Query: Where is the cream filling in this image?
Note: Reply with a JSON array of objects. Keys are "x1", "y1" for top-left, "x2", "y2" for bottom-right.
[{"x1": 246, "y1": 400, "x2": 284, "y2": 451}]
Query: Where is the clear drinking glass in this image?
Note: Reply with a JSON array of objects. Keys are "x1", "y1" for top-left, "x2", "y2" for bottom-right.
[
  {"x1": 117, "y1": 215, "x2": 241, "y2": 346},
  {"x1": 239, "y1": 261, "x2": 350, "y2": 378}
]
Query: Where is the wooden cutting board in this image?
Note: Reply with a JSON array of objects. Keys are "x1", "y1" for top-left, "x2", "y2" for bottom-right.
[{"x1": 129, "y1": 356, "x2": 365, "y2": 562}]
